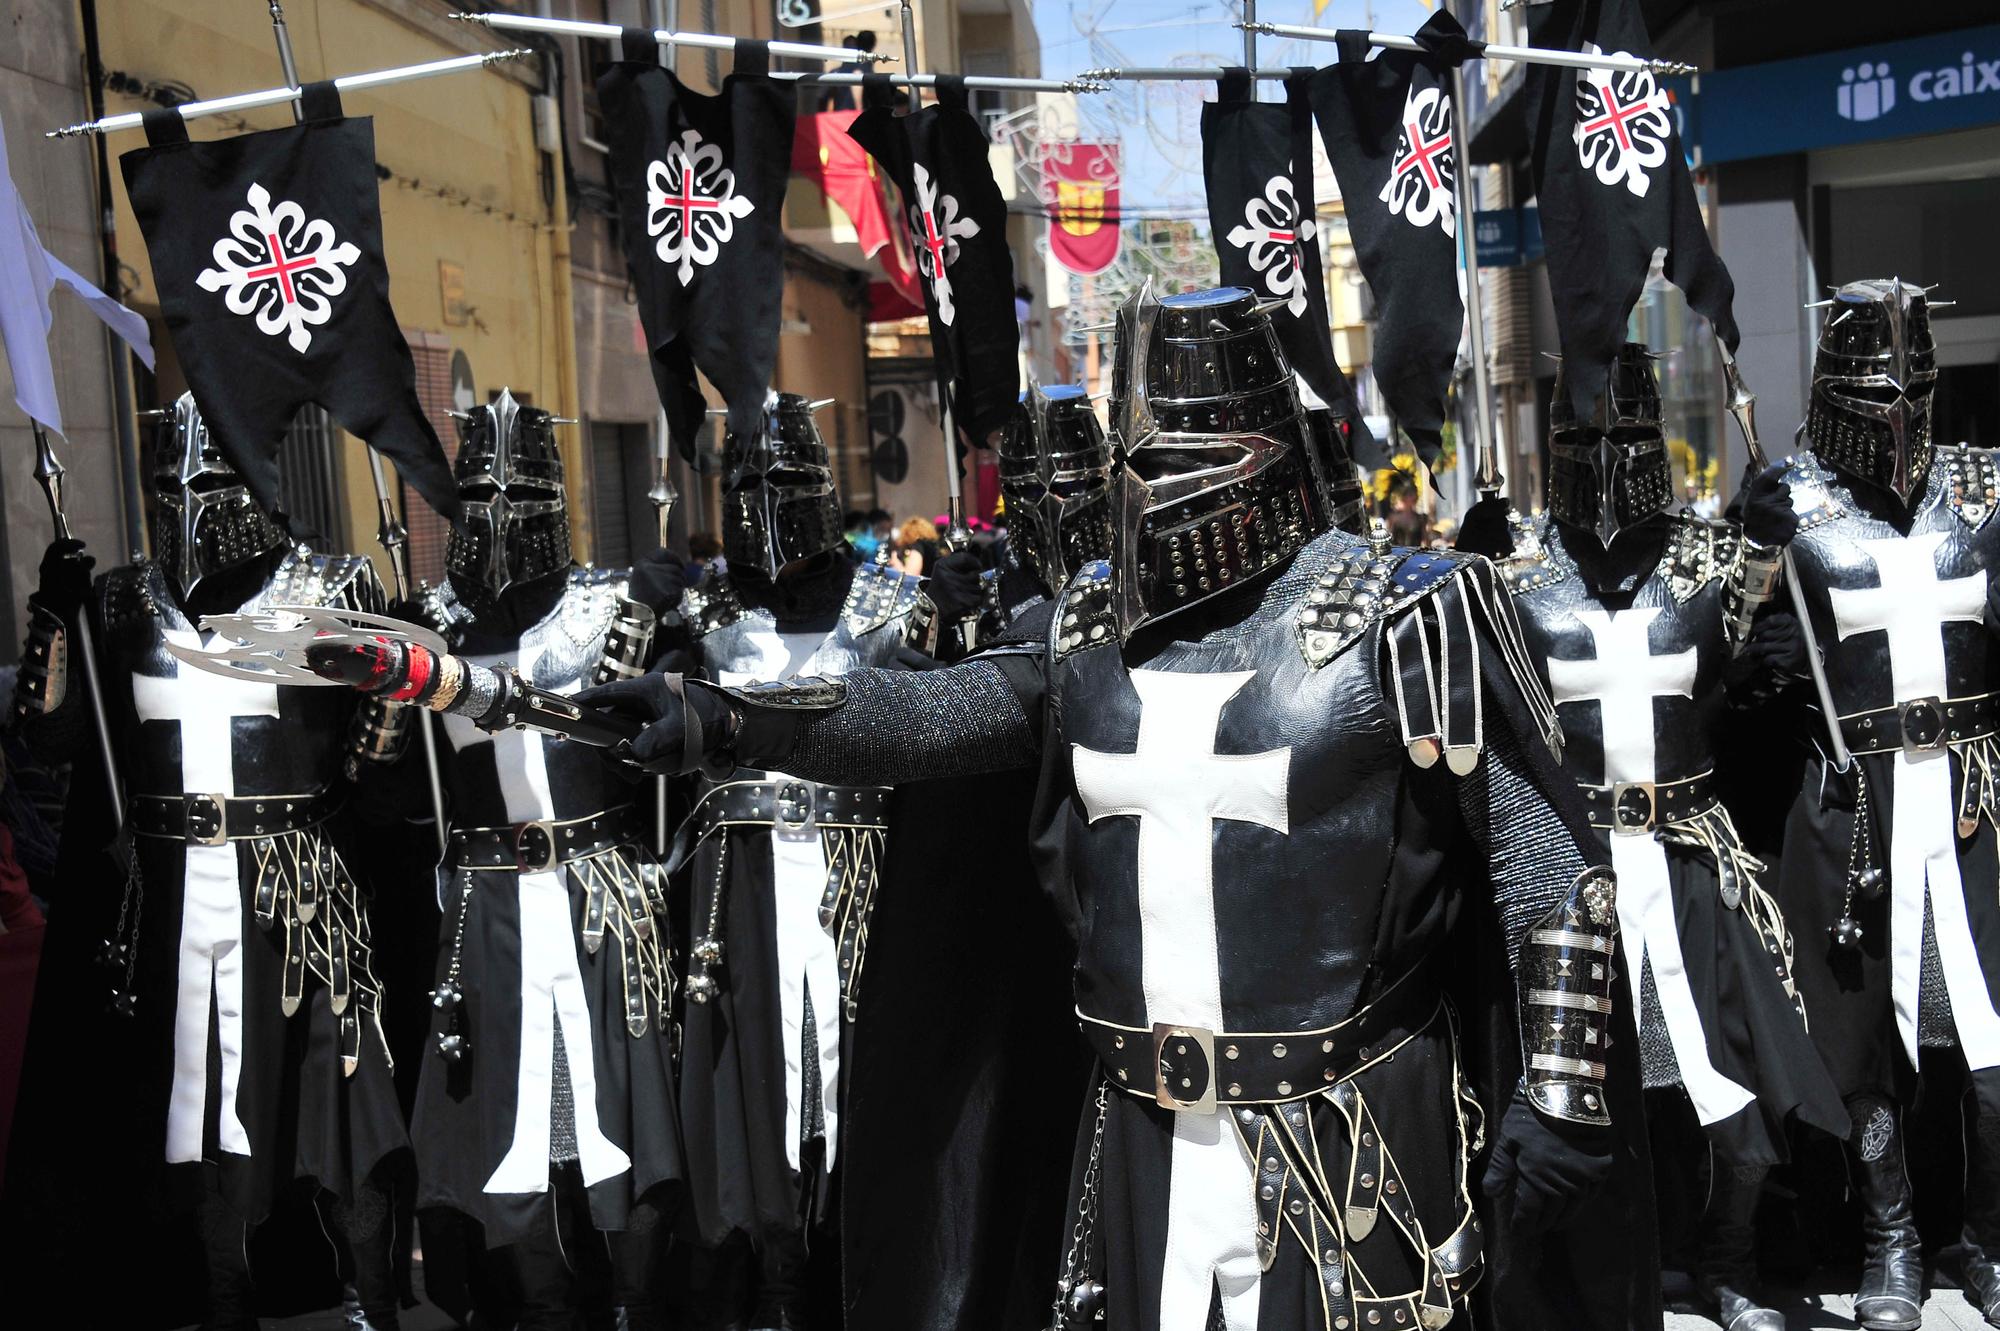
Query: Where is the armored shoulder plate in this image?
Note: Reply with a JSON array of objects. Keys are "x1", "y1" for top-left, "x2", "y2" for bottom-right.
[
  {"x1": 842, "y1": 561, "x2": 924, "y2": 637},
  {"x1": 100, "y1": 563, "x2": 162, "y2": 632},
  {"x1": 1496, "y1": 511, "x2": 1565, "y2": 597},
  {"x1": 1780, "y1": 453, "x2": 1849, "y2": 534},
  {"x1": 1937, "y1": 444, "x2": 2000, "y2": 530},
  {"x1": 271, "y1": 547, "x2": 378, "y2": 612},
  {"x1": 1662, "y1": 512, "x2": 1732, "y2": 604},
  {"x1": 1051, "y1": 560, "x2": 1118, "y2": 662},
  {"x1": 1296, "y1": 545, "x2": 1472, "y2": 670},
  {"x1": 682, "y1": 570, "x2": 746, "y2": 639},
  {"x1": 416, "y1": 578, "x2": 478, "y2": 642},
  {"x1": 559, "y1": 565, "x2": 622, "y2": 648}
]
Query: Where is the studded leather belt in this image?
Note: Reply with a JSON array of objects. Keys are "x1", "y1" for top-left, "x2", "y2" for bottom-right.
[
  {"x1": 450, "y1": 805, "x2": 645, "y2": 874},
  {"x1": 666, "y1": 777, "x2": 891, "y2": 873},
  {"x1": 1840, "y1": 691, "x2": 1999, "y2": 756},
  {"x1": 1578, "y1": 770, "x2": 1717, "y2": 834},
  {"x1": 131, "y1": 790, "x2": 339, "y2": 845},
  {"x1": 1079, "y1": 965, "x2": 1439, "y2": 1112}
]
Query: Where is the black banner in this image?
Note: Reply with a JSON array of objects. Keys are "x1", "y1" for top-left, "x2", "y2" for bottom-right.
[
  {"x1": 848, "y1": 77, "x2": 1020, "y2": 445},
  {"x1": 1309, "y1": 12, "x2": 1477, "y2": 465},
  {"x1": 598, "y1": 34, "x2": 795, "y2": 466},
  {"x1": 120, "y1": 82, "x2": 458, "y2": 523},
  {"x1": 1526, "y1": 0, "x2": 1739, "y2": 416},
  {"x1": 1202, "y1": 69, "x2": 1376, "y2": 462}
]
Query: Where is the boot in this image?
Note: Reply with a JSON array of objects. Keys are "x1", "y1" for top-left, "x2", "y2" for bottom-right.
[
  {"x1": 196, "y1": 1183, "x2": 258, "y2": 1331},
  {"x1": 1960, "y1": 1087, "x2": 2000, "y2": 1328},
  {"x1": 331, "y1": 1180, "x2": 403, "y2": 1331},
  {"x1": 1846, "y1": 1094, "x2": 1924, "y2": 1331},
  {"x1": 1697, "y1": 1161, "x2": 1784, "y2": 1331},
  {"x1": 750, "y1": 1227, "x2": 809, "y2": 1331}
]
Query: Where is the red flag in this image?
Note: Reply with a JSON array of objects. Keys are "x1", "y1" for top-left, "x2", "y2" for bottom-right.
[
  {"x1": 1043, "y1": 142, "x2": 1120, "y2": 276},
  {"x1": 794, "y1": 110, "x2": 893, "y2": 258},
  {"x1": 794, "y1": 110, "x2": 923, "y2": 311}
]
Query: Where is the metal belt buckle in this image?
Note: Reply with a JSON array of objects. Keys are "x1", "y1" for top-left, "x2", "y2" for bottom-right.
[
  {"x1": 774, "y1": 780, "x2": 818, "y2": 843},
  {"x1": 1152, "y1": 1022, "x2": 1217, "y2": 1113},
  {"x1": 513, "y1": 820, "x2": 558, "y2": 872},
  {"x1": 1900, "y1": 696, "x2": 1948, "y2": 753},
  {"x1": 186, "y1": 794, "x2": 228, "y2": 846},
  {"x1": 1610, "y1": 781, "x2": 1657, "y2": 835}
]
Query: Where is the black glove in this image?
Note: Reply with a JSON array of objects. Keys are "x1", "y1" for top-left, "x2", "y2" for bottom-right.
[
  {"x1": 1480, "y1": 1092, "x2": 1614, "y2": 1237},
  {"x1": 33, "y1": 538, "x2": 94, "y2": 619},
  {"x1": 383, "y1": 595, "x2": 430, "y2": 628},
  {"x1": 1452, "y1": 497, "x2": 1516, "y2": 559},
  {"x1": 925, "y1": 549, "x2": 986, "y2": 623},
  {"x1": 1739, "y1": 463, "x2": 1797, "y2": 548},
  {"x1": 575, "y1": 672, "x2": 735, "y2": 775},
  {"x1": 628, "y1": 547, "x2": 689, "y2": 619},
  {"x1": 1734, "y1": 608, "x2": 1810, "y2": 685},
  {"x1": 888, "y1": 644, "x2": 945, "y2": 671}
]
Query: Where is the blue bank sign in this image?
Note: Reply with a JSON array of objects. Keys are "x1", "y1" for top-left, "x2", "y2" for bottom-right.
[{"x1": 1690, "y1": 24, "x2": 2000, "y2": 165}]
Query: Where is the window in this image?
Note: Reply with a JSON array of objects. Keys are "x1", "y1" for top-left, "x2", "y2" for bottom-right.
[{"x1": 278, "y1": 404, "x2": 345, "y2": 549}]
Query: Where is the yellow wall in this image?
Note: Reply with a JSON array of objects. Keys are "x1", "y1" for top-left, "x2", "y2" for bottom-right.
[{"x1": 92, "y1": 0, "x2": 578, "y2": 584}]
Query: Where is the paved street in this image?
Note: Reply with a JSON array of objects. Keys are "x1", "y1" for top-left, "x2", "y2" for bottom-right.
[{"x1": 1665, "y1": 1276, "x2": 1991, "y2": 1330}]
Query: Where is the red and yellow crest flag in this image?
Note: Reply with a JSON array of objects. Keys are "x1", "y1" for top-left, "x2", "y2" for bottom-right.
[{"x1": 1043, "y1": 142, "x2": 1120, "y2": 275}]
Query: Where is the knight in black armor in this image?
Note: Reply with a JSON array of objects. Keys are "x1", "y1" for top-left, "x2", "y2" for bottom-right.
[
  {"x1": 1742, "y1": 279, "x2": 2000, "y2": 1331},
  {"x1": 3, "y1": 393, "x2": 411, "y2": 1329},
  {"x1": 588, "y1": 286, "x2": 1660, "y2": 1331},
  {"x1": 1494, "y1": 344, "x2": 1848, "y2": 1331},
  {"x1": 667, "y1": 390, "x2": 932, "y2": 1329},
  {"x1": 405, "y1": 389, "x2": 681, "y2": 1330}
]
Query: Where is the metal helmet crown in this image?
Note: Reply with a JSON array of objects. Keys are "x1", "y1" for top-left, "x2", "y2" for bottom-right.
[
  {"x1": 1806, "y1": 277, "x2": 1939, "y2": 503},
  {"x1": 149, "y1": 391, "x2": 285, "y2": 601},
  {"x1": 998, "y1": 383, "x2": 1114, "y2": 594},
  {"x1": 1106, "y1": 282, "x2": 1327, "y2": 635},
  {"x1": 721, "y1": 391, "x2": 847, "y2": 579},
  {"x1": 1546, "y1": 342, "x2": 1671, "y2": 548},
  {"x1": 444, "y1": 387, "x2": 572, "y2": 604}
]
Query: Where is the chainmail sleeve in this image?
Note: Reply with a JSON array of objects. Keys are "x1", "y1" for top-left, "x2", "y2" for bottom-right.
[
  {"x1": 749, "y1": 658, "x2": 1042, "y2": 787},
  {"x1": 1435, "y1": 568, "x2": 1620, "y2": 1127}
]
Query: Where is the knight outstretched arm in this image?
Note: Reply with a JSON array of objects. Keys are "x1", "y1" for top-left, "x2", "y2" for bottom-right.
[{"x1": 576, "y1": 605, "x2": 1056, "y2": 785}]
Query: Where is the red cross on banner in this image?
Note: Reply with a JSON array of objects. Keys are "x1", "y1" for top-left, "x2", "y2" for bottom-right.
[{"x1": 245, "y1": 231, "x2": 319, "y2": 305}]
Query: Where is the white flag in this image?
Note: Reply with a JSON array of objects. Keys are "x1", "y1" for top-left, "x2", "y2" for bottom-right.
[{"x1": 1, "y1": 111, "x2": 154, "y2": 434}]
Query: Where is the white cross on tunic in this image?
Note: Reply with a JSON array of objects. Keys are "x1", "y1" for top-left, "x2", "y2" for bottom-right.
[
  {"x1": 1829, "y1": 531, "x2": 2000, "y2": 1070},
  {"x1": 1545, "y1": 608, "x2": 1754, "y2": 1127},
  {"x1": 1073, "y1": 670, "x2": 1290, "y2": 1331},
  {"x1": 719, "y1": 621, "x2": 847, "y2": 1173},
  {"x1": 133, "y1": 629, "x2": 280, "y2": 1165},
  {"x1": 443, "y1": 639, "x2": 631, "y2": 1195}
]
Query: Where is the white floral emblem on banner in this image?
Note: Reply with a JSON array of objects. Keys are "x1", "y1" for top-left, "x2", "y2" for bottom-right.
[
  {"x1": 195, "y1": 183, "x2": 360, "y2": 354},
  {"x1": 908, "y1": 163, "x2": 981, "y2": 327},
  {"x1": 1380, "y1": 85, "x2": 1456, "y2": 236},
  {"x1": 646, "y1": 129, "x2": 755, "y2": 286},
  {"x1": 1571, "y1": 44, "x2": 1672, "y2": 199},
  {"x1": 1225, "y1": 172, "x2": 1316, "y2": 318}
]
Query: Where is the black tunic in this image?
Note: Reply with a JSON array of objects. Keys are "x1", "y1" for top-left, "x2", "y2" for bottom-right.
[
  {"x1": 1762, "y1": 449, "x2": 2000, "y2": 1101},
  {"x1": 1504, "y1": 513, "x2": 1848, "y2": 1164},
  {"x1": 410, "y1": 568, "x2": 681, "y2": 1246}
]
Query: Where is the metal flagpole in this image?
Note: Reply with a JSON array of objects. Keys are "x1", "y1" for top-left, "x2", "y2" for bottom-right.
[
  {"x1": 1242, "y1": 0, "x2": 1257, "y2": 77},
  {"x1": 895, "y1": 0, "x2": 970, "y2": 546},
  {"x1": 644, "y1": 0, "x2": 676, "y2": 861},
  {"x1": 1717, "y1": 343, "x2": 1852, "y2": 770},
  {"x1": 1239, "y1": 21, "x2": 1696, "y2": 75},
  {"x1": 1444, "y1": 1, "x2": 1500, "y2": 497},
  {"x1": 448, "y1": 12, "x2": 891, "y2": 64},
  {"x1": 48, "y1": 49, "x2": 536, "y2": 137},
  {"x1": 263, "y1": 2, "x2": 450, "y2": 850},
  {"x1": 32, "y1": 426, "x2": 123, "y2": 832}
]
